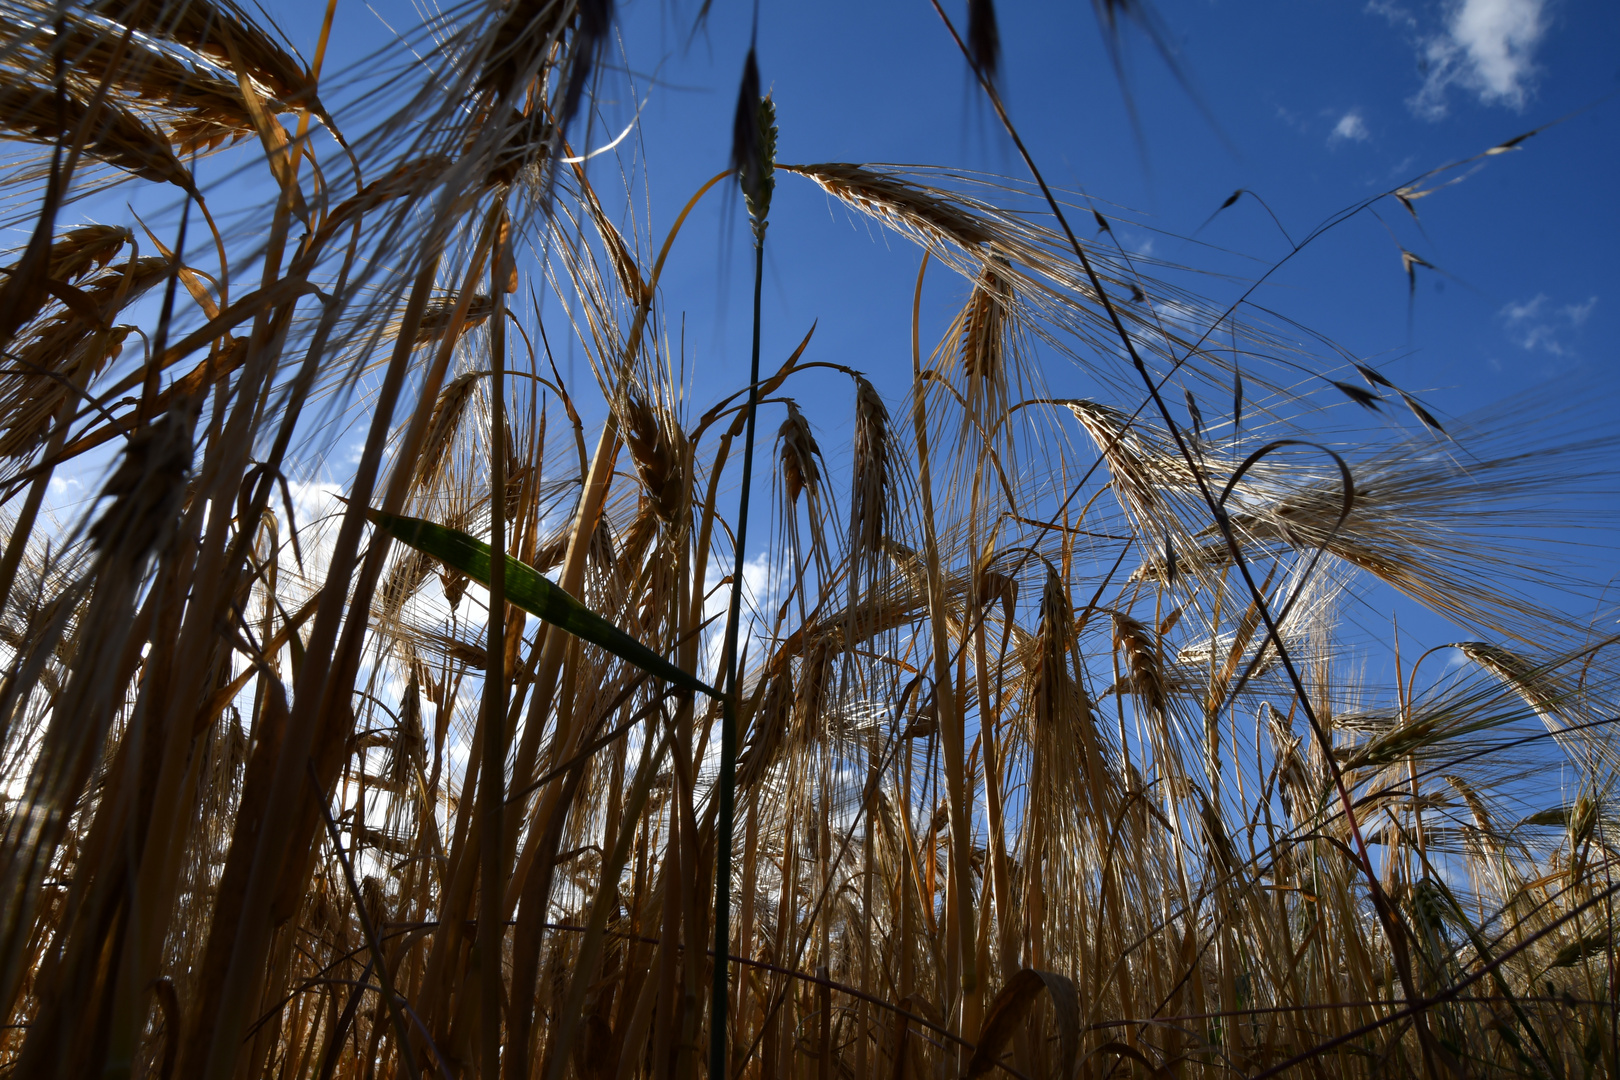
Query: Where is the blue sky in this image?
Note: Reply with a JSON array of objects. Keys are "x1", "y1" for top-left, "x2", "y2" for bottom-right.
[
  {"x1": 564, "y1": 0, "x2": 1620, "y2": 649},
  {"x1": 43, "y1": 0, "x2": 1619, "y2": 659},
  {"x1": 291, "y1": 0, "x2": 1618, "y2": 421},
  {"x1": 621, "y1": 0, "x2": 1615, "y2": 412},
  {"x1": 59, "y1": 0, "x2": 1600, "y2": 488},
  {"x1": 19, "y1": 0, "x2": 1607, "y2": 837}
]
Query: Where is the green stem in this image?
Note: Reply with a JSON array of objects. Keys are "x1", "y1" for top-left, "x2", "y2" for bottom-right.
[
  {"x1": 711, "y1": 236, "x2": 764, "y2": 1079},
  {"x1": 481, "y1": 248, "x2": 508, "y2": 1079}
]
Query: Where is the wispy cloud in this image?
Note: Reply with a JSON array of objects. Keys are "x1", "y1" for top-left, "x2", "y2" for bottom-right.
[
  {"x1": 1329, "y1": 110, "x2": 1371, "y2": 145},
  {"x1": 1562, "y1": 296, "x2": 1598, "y2": 326},
  {"x1": 1500, "y1": 293, "x2": 1598, "y2": 355},
  {"x1": 1405, "y1": 0, "x2": 1548, "y2": 119},
  {"x1": 1367, "y1": 0, "x2": 1419, "y2": 30},
  {"x1": 701, "y1": 551, "x2": 783, "y2": 683}
]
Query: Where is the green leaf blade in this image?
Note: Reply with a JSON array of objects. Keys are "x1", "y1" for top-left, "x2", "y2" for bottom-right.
[{"x1": 368, "y1": 509, "x2": 717, "y2": 698}]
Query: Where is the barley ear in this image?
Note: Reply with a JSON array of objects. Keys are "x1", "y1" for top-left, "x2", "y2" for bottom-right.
[{"x1": 731, "y1": 49, "x2": 775, "y2": 246}]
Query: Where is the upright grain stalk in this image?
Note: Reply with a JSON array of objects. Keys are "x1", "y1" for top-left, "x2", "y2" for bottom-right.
[
  {"x1": 908, "y1": 250, "x2": 982, "y2": 1048},
  {"x1": 480, "y1": 208, "x2": 513, "y2": 1080},
  {"x1": 931, "y1": 5, "x2": 1454, "y2": 1070},
  {"x1": 711, "y1": 61, "x2": 774, "y2": 1080},
  {"x1": 0, "y1": 8, "x2": 1615, "y2": 1079}
]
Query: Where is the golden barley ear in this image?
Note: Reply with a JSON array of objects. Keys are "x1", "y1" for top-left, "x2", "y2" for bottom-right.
[
  {"x1": 0, "y1": 3, "x2": 1614, "y2": 1076},
  {"x1": 0, "y1": 72, "x2": 197, "y2": 194}
]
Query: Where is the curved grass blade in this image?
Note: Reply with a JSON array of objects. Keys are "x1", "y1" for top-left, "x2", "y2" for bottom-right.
[{"x1": 367, "y1": 508, "x2": 717, "y2": 697}]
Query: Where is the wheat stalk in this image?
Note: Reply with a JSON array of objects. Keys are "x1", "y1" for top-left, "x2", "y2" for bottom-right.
[{"x1": 0, "y1": 5, "x2": 1611, "y2": 1080}]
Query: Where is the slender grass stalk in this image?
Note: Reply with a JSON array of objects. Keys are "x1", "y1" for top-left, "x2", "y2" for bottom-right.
[
  {"x1": 907, "y1": 251, "x2": 981, "y2": 1050},
  {"x1": 0, "y1": 7, "x2": 1614, "y2": 1080},
  {"x1": 712, "y1": 79, "x2": 775, "y2": 1080},
  {"x1": 480, "y1": 209, "x2": 511, "y2": 1080},
  {"x1": 312, "y1": 764, "x2": 423, "y2": 1080},
  {"x1": 927, "y1": 11, "x2": 1456, "y2": 1071}
]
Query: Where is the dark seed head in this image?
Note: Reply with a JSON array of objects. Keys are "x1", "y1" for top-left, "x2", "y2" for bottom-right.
[
  {"x1": 731, "y1": 49, "x2": 776, "y2": 243},
  {"x1": 730, "y1": 47, "x2": 762, "y2": 185},
  {"x1": 560, "y1": 0, "x2": 615, "y2": 129},
  {"x1": 967, "y1": 0, "x2": 1000, "y2": 83}
]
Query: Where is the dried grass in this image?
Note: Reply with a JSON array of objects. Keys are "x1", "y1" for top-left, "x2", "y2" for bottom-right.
[{"x1": 0, "y1": 5, "x2": 1614, "y2": 1080}]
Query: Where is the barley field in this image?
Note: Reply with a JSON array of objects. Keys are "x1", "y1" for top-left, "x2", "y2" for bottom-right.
[{"x1": 0, "y1": 2, "x2": 1615, "y2": 1079}]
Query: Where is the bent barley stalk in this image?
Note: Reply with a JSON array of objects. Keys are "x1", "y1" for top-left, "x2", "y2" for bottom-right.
[{"x1": 0, "y1": 4, "x2": 1615, "y2": 1080}]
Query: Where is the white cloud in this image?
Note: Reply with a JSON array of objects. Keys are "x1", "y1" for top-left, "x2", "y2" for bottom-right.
[
  {"x1": 1501, "y1": 293, "x2": 1597, "y2": 355},
  {"x1": 701, "y1": 551, "x2": 784, "y2": 683},
  {"x1": 1329, "y1": 110, "x2": 1372, "y2": 145},
  {"x1": 286, "y1": 480, "x2": 347, "y2": 528},
  {"x1": 1562, "y1": 296, "x2": 1597, "y2": 326},
  {"x1": 1500, "y1": 293, "x2": 1545, "y2": 323},
  {"x1": 1367, "y1": 0, "x2": 1420, "y2": 30},
  {"x1": 1409, "y1": 0, "x2": 1548, "y2": 119}
]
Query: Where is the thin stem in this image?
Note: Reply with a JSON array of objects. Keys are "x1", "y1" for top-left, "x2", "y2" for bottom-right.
[
  {"x1": 311, "y1": 764, "x2": 422, "y2": 1080},
  {"x1": 925, "y1": 4, "x2": 1428, "y2": 1050},
  {"x1": 480, "y1": 214, "x2": 509, "y2": 1080},
  {"x1": 711, "y1": 236, "x2": 766, "y2": 1080}
]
